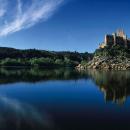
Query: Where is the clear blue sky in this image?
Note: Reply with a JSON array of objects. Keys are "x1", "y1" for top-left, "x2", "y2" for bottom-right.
[{"x1": 0, "y1": 0, "x2": 129, "y2": 52}]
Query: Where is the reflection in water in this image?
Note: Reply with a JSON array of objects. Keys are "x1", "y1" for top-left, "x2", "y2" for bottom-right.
[
  {"x1": 87, "y1": 70, "x2": 130, "y2": 105},
  {"x1": 0, "y1": 68, "x2": 130, "y2": 129},
  {"x1": 0, "y1": 67, "x2": 89, "y2": 84},
  {"x1": 0, "y1": 67, "x2": 130, "y2": 105},
  {"x1": 0, "y1": 95, "x2": 53, "y2": 130}
]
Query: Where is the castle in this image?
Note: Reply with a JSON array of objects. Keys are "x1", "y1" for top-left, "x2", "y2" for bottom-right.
[{"x1": 99, "y1": 30, "x2": 130, "y2": 48}]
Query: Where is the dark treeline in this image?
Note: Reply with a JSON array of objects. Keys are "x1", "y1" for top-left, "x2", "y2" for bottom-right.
[{"x1": 0, "y1": 47, "x2": 93, "y2": 67}]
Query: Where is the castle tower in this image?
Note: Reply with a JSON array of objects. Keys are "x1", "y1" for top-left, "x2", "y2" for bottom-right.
[
  {"x1": 117, "y1": 29, "x2": 128, "y2": 47},
  {"x1": 117, "y1": 29, "x2": 125, "y2": 37},
  {"x1": 104, "y1": 35, "x2": 107, "y2": 45},
  {"x1": 123, "y1": 35, "x2": 128, "y2": 47},
  {"x1": 112, "y1": 33, "x2": 117, "y2": 45}
]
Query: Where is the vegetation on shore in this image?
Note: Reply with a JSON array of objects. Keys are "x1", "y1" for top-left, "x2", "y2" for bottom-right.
[
  {"x1": 94, "y1": 45, "x2": 130, "y2": 58},
  {"x1": 0, "y1": 47, "x2": 93, "y2": 67},
  {"x1": 78, "y1": 45, "x2": 130, "y2": 70}
]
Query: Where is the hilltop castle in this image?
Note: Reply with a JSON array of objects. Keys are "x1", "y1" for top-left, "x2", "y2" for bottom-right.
[{"x1": 99, "y1": 30, "x2": 130, "y2": 48}]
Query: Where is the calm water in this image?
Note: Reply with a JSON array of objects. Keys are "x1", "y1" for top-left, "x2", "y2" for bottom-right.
[{"x1": 0, "y1": 68, "x2": 130, "y2": 130}]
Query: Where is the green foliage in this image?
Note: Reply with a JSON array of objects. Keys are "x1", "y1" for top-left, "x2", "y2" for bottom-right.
[
  {"x1": 94, "y1": 45, "x2": 130, "y2": 58},
  {"x1": 0, "y1": 47, "x2": 93, "y2": 67},
  {"x1": 0, "y1": 58, "x2": 24, "y2": 66},
  {"x1": 81, "y1": 60, "x2": 88, "y2": 65},
  {"x1": 29, "y1": 58, "x2": 54, "y2": 67},
  {"x1": 55, "y1": 59, "x2": 64, "y2": 66}
]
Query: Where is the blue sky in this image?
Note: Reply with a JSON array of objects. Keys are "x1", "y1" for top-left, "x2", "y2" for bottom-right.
[{"x1": 0, "y1": 0, "x2": 129, "y2": 52}]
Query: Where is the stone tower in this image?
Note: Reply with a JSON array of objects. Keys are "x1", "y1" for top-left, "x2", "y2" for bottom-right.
[
  {"x1": 117, "y1": 29, "x2": 125, "y2": 37},
  {"x1": 112, "y1": 33, "x2": 117, "y2": 45},
  {"x1": 116, "y1": 29, "x2": 127, "y2": 47}
]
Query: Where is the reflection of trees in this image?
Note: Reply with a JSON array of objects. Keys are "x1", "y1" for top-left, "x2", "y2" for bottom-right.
[
  {"x1": 1, "y1": 67, "x2": 129, "y2": 105},
  {"x1": 87, "y1": 70, "x2": 130, "y2": 105},
  {"x1": 0, "y1": 67, "x2": 89, "y2": 84}
]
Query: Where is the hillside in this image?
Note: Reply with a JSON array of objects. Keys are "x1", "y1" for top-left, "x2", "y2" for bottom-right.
[
  {"x1": 77, "y1": 45, "x2": 130, "y2": 70},
  {"x1": 0, "y1": 47, "x2": 93, "y2": 67}
]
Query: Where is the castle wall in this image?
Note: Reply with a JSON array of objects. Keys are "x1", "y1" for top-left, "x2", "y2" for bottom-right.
[
  {"x1": 127, "y1": 40, "x2": 130, "y2": 48},
  {"x1": 116, "y1": 36, "x2": 125, "y2": 46},
  {"x1": 105, "y1": 35, "x2": 114, "y2": 46}
]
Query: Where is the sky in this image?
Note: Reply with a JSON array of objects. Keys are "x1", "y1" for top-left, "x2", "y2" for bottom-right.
[{"x1": 0, "y1": 0, "x2": 129, "y2": 52}]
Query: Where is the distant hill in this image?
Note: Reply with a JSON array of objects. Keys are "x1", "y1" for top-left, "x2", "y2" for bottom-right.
[{"x1": 0, "y1": 47, "x2": 93, "y2": 67}]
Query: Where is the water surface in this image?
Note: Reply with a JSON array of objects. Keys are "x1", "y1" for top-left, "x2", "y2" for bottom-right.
[{"x1": 0, "y1": 68, "x2": 130, "y2": 130}]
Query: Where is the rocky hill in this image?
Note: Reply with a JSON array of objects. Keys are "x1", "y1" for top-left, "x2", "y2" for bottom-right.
[{"x1": 77, "y1": 45, "x2": 130, "y2": 70}]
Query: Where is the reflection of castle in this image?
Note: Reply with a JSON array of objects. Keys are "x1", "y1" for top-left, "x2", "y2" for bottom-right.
[
  {"x1": 86, "y1": 70, "x2": 130, "y2": 105},
  {"x1": 100, "y1": 85, "x2": 127, "y2": 105},
  {"x1": 99, "y1": 30, "x2": 130, "y2": 48}
]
